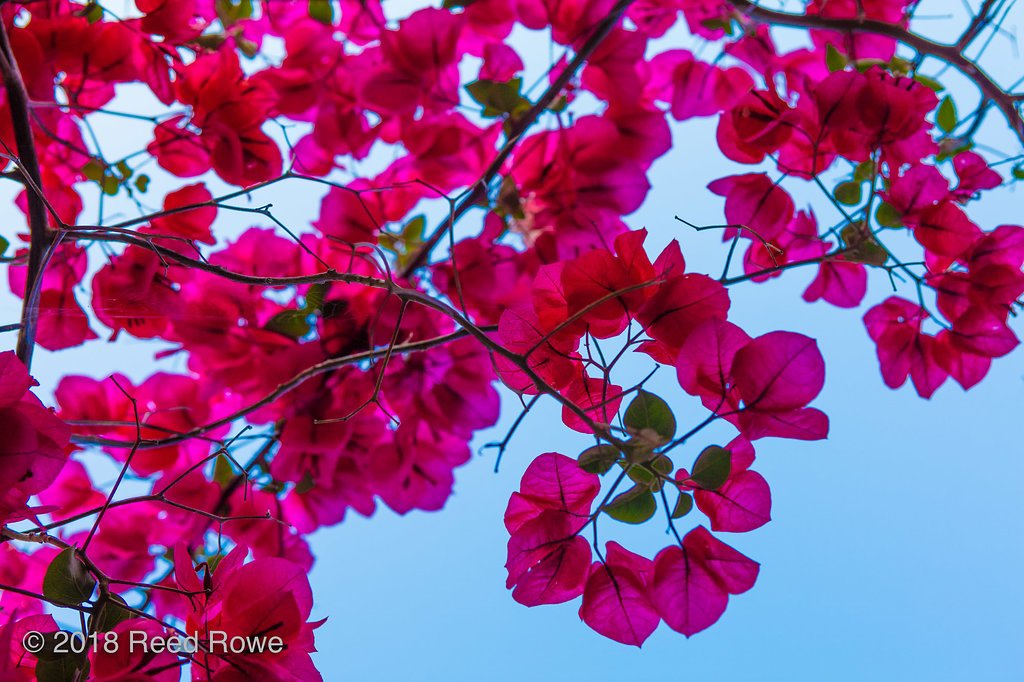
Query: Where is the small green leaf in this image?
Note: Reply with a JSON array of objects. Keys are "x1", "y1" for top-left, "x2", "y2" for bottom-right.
[
  {"x1": 825, "y1": 44, "x2": 847, "y2": 72},
  {"x1": 853, "y1": 58, "x2": 886, "y2": 73},
  {"x1": 1012, "y1": 164, "x2": 1024, "y2": 181},
  {"x1": 699, "y1": 17, "x2": 734, "y2": 36},
  {"x1": 35, "y1": 651, "x2": 87, "y2": 682},
  {"x1": 887, "y1": 56, "x2": 913, "y2": 76},
  {"x1": 43, "y1": 548, "x2": 96, "y2": 606},
  {"x1": 308, "y1": 0, "x2": 334, "y2": 25},
  {"x1": 603, "y1": 486, "x2": 657, "y2": 524},
  {"x1": 689, "y1": 446, "x2": 731, "y2": 491},
  {"x1": 294, "y1": 470, "x2": 316, "y2": 495},
  {"x1": 852, "y1": 161, "x2": 875, "y2": 183},
  {"x1": 0, "y1": 235, "x2": 9, "y2": 256},
  {"x1": 265, "y1": 310, "x2": 311, "y2": 338},
  {"x1": 215, "y1": 0, "x2": 253, "y2": 26},
  {"x1": 236, "y1": 35, "x2": 260, "y2": 59},
  {"x1": 82, "y1": 159, "x2": 106, "y2": 183},
  {"x1": 212, "y1": 454, "x2": 236, "y2": 486},
  {"x1": 89, "y1": 594, "x2": 132, "y2": 633},
  {"x1": 623, "y1": 390, "x2": 676, "y2": 444},
  {"x1": 834, "y1": 181, "x2": 863, "y2": 206},
  {"x1": 133, "y1": 174, "x2": 150, "y2": 193},
  {"x1": 913, "y1": 73, "x2": 944, "y2": 93},
  {"x1": 82, "y1": 2, "x2": 103, "y2": 23},
  {"x1": 626, "y1": 464, "x2": 659, "y2": 490},
  {"x1": 442, "y1": 0, "x2": 480, "y2": 7},
  {"x1": 671, "y1": 492, "x2": 694, "y2": 519},
  {"x1": 114, "y1": 160, "x2": 132, "y2": 180},
  {"x1": 841, "y1": 225, "x2": 889, "y2": 266},
  {"x1": 650, "y1": 454, "x2": 674, "y2": 477},
  {"x1": 465, "y1": 78, "x2": 532, "y2": 119},
  {"x1": 875, "y1": 201, "x2": 902, "y2": 228},
  {"x1": 303, "y1": 283, "x2": 327, "y2": 312},
  {"x1": 547, "y1": 94, "x2": 569, "y2": 113},
  {"x1": 101, "y1": 175, "x2": 119, "y2": 196},
  {"x1": 578, "y1": 444, "x2": 619, "y2": 475},
  {"x1": 936, "y1": 137, "x2": 973, "y2": 163},
  {"x1": 937, "y1": 96, "x2": 957, "y2": 134},
  {"x1": 193, "y1": 33, "x2": 227, "y2": 51}
]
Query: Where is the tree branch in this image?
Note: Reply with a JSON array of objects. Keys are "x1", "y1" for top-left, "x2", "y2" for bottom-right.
[
  {"x1": 0, "y1": 20, "x2": 53, "y2": 370},
  {"x1": 398, "y1": 0, "x2": 636, "y2": 277},
  {"x1": 727, "y1": 0, "x2": 1024, "y2": 146}
]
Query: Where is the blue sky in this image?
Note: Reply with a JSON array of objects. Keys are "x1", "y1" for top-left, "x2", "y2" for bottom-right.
[{"x1": 304, "y1": 113, "x2": 1024, "y2": 682}]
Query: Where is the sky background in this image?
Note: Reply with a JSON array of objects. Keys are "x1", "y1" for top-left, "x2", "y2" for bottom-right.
[{"x1": 1, "y1": 1, "x2": 1023, "y2": 680}]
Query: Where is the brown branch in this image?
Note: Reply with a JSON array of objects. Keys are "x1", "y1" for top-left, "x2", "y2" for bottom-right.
[
  {"x1": 0, "y1": 20, "x2": 53, "y2": 370},
  {"x1": 70, "y1": 328, "x2": 483, "y2": 450},
  {"x1": 727, "y1": 0, "x2": 1024, "y2": 146}
]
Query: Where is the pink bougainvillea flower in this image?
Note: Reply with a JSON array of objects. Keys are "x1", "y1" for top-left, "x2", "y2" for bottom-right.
[
  {"x1": 174, "y1": 544, "x2": 323, "y2": 681},
  {"x1": 863, "y1": 296, "x2": 948, "y2": 398},
  {"x1": 0, "y1": 352, "x2": 71, "y2": 525},
  {"x1": 504, "y1": 453, "x2": 599, "y2": 606},
  {"x1": 652, "y1": 527, "x2": 759, "y2": 637},
  {"x1": 580, "y1": 542, "x2": 659, "y2": 646}
]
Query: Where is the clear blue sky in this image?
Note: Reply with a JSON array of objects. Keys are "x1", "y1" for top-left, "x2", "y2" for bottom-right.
[{"x1": 304, "y1": 113, "x2": 1024, "y2": 682}]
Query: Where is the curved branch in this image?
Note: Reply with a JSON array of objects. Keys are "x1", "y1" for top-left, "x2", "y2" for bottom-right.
[
  {"x1": 0, "y1": 21, "x2": 53, "y2": 370},
  {"x1": 727, "y1": 0, "x2": 1024, "y2": 146}
]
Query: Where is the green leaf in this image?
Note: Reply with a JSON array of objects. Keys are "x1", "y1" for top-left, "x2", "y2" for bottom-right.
[
  {"x1": 1013, "y1": 164, "x2": 1024, "y2": 181},
  {"x1": 215, "y1": 0, "x2": 253, "y2": 26},
  {"x1": 887, "y1": 56, "x2": 913, "y2": 76},
  {"x1": 0, "y1": 235, "x2": 8, "y2": 256},
  {"x1": 114, "y1": 160, "x2": 132, "y2": 180},
  {"x1": 308, "y1": 0, "x2": 334, "y2": 25},
  {"x1": 626, "y1": 464, "x2": 659, "y2": 490},
  {"x1": 603, "y1": 486, "x2": 657, "y2": 524},
  {"x1": 89, "y1": 594, "x2": 132, "y2": 633},
  {"x1": 834, "y1": 181, "x2": 862, "y2": 206},
  {"x1": 294, "y1": 471, "x2": 316, "y2": 495},
  {"x1": 853, "y1": 58, "x2": 886, "y2": 73},
  {"x1": 265, "y1": 310, "x2": 311, "y2": 338},
  {"x1": 81, "y1": 2, "x2": 103, "y2": 23},
  {"x1": 623, "y1": 390, "x2": 676, "y2": 445},
  {"x1": 383, "y1": 215, "x2": 427, "y2": 269},
  {"x1": 35, "y1": 652, "x2": 87, "y2": 682},
  {"x1": 43, "y1": 548, "x2": 96, "y2": 606},
  {"x1": 82, "y1": 159, "x2": 106, "y2": 183},
  {"x1": 212, "y1": 454, "x2": 236, "y2": 486},
  {"x1": 133, "y1": 174, "x2": 150, "y2": 193},
  {"x1": 577, "y1": 444, "x2": 619, "y2": 475},
  {"x1": 100, "y1": 175, "x2": 120, "y2": 196},
  {"x1": 465, "y1": 78, "x2": 532, "y2": 119},
  {"x1": 650, "y1": 454, "x2": 674, "y2": 477},
  {"x1": 193, "y1": 33, "x2": 227, "y2": 51},
  {"x1": 852, "y1": 161, "x2": 875, "y2": 183},
  {"x1": 825, "y1": 44, "x2": 847, "y2": 72},
  {"x1": 672, "y1": 492, "x2": 694, "y2": 519},
  {"x1": 303, "y1": 283, "x2": 327, "y2": 312},
  {"x1": 236, "y1": 35, "x2": 260, "y2": 59},
  {"x1": 937, "y1": 96, "x2": 957, "y2": 134},
  {"x1": 875, "y1": 201, "x2": 902, "y2": 228},
  {"x1": 547, "y1": 94, "x2": 568, "y2": 113},
  {"x1": 840, "y1": 225, "x2": 889, "y2": 266},
  {"x1": 442, "y1": 0, "x2": 480, "y2": 7},
  {"x1": 913, "y1": 73, "x2": 944, "y2": 93},
  {"x1": 689, "y1": 446, "x2": 731, "y2": 491}
]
